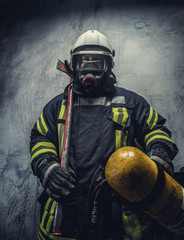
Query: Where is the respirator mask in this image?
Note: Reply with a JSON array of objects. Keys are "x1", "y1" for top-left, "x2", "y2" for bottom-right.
[{"x1": 75, "y1": 54, "x2": 107, "y2": 92}]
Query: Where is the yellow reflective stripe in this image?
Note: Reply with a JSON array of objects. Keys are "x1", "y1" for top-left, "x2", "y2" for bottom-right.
[
  {"x1": 46, "y1": 201, "x2": 56, "y2": 233},
  {"x1": 133, "y1": 214, "x2": 140, "y2": 229},
  {"x1": 122, "y1": 205, "x2": 150, "y2": 239},
  {"x1": 113, "y1": 107, "x2": 129, "y2": 150},
  {"x1": 112, "y1": 107, "x2": 129, "y2": 127},
  {"x1": 37, "y1": 113, "x2": 49, "y2": 136},
  {"x1": 31, "y1": 148, "x2": 57, "y2": 163},
  {"x1": 59, "y1": 104, "x2": 66, "y2": 119},
  {"x1": 146, "y1": 106, "x2": 153, "y2": 126},
  {"x1": 129, "y1": 214, "x2": 149, "y2": 239},
  {"x1": 146, "y1": 135, "x2": 175, "y2": 147},
  {"x1": 150, "y1": 112, "x2": 158, "y2": 130},
  {"x1": 58, "y1": 103, "x2": 66, "y2": 158},
  {"x1": 41, "y1": 209, "x2": 48, "y2": 229},
  {"x1": 146, "y1": 106, "x2": 158, "y2": 130},
  {"x1": 124, "y1": 131, "x2": 128, "y2": 147},
  {"x1": 30, "y1": 142, "x2": 57, "y2": 163},
  {"x1": 131, "y1": 215, "x2": 142, "y2": 238},
  {"x1": 31, "y1": 142, "x2": 56, "y2": 154},
  {"x1": 41, "y1": 113, "x2": 49, "y2": 133},
  {"x1": 144, "y1": 129, "x2": 175, "y2": 147},
  {"x1": 122, "y1": 205, "x2": 133, "y2": 234},
  {"x1": 115, "y1": 130, "x2": 121, "y2": 150},
  {"x1": 45, "y1": 198, "x2": 52, "y2": 210},
  {"x1": 38, "y1": 232, "x2": 44, "y2": 240},
  {"x1": 115, "y1": 130, "x2": 128, "y2": 150},
  {"x1": 122, "y1": 108, "x2": 128, "y2": 127},
  {"x1": 50, "y1": 200, "x2": 56, "y2": 215},
  {"x1": 57, "y1": 123, "x2": 65, "y2": 158},
  {"x1": 46, "y1": 214, "x2": 54, "y2": 234},
  {"x1": 145, "y1": 129, "x2": 170, "y2": 141},
  {"x1": 41, "y1": 198, "x2": 53, "y2": 229},
  {"x1": 41, "y1": 199, "x2": 57, "y2": 234},
  {"x1": 37, "y1": 119, "x2": 45, "y2": 136},
  {"x1": 122, "y1": 211, "x2": 131, "y2": 234},
  {"x1": 112, "y1": 107, "x2": 119, "y2": 122}
]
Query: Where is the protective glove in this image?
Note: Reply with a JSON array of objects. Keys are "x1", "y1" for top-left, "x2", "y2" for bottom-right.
[
  {"x1": 147, "y1": 146, "x2": 174, "y2": 175},
  {"x1": 37, "y1": 156, "x2": 75, "y2": 202}
]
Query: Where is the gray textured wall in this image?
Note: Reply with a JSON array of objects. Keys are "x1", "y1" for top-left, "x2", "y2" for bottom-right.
[{"x1": 0, "y1": 0, "x2": 184, "y2": 239}]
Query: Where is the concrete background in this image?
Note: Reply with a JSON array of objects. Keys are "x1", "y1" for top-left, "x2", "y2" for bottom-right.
[{"x1": 0, "y1": 0, "x2": 184, "y2": 239}]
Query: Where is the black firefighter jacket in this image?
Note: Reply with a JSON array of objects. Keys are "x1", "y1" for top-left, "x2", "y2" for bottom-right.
[{"x1": 30, "y1": 86, "x2": 178, "y2": 240}]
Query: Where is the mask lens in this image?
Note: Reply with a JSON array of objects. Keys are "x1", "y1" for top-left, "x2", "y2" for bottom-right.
[{"x1": 77, "y1": 55, "x2": 105, "y2": 71}]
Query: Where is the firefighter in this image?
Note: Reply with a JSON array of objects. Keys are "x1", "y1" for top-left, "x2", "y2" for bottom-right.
[{"x1": 30, "y1": 30, "x2": 179, "y2": 240}]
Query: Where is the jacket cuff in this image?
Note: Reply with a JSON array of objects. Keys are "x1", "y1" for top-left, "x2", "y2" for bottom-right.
[
  {"x1": 150, "y1": 155, "x2": 174, "y2": 176},
  {"x1": 36, "y1": 155, "x2": 60, "y2": 184},
  {"x1": 42, "y1": 162, "x2": 60, "y2": 187},
  {"x1": 147, "y1": 146, "x2": 174, "y2": 175}
]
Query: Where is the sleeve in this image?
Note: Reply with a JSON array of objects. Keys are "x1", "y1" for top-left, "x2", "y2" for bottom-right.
[
  {"x1": 134, "y1": 95, "x2": 178, "y2": 173},
  {"x1": 30, "y1": 100, "x2": 59, "y2": 176}
]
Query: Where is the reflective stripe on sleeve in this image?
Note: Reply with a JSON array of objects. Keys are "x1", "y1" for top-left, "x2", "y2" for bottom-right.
[
  {"x1": 30, "y1": 142, "x2": 57, "y2": 163},
  {"x1": 144, "y1": 129, "x2": 175, "y2": 147},
  {"x1": 146, "y1": 106, "x2": 158, "y2": 130},
  {"x1": 37, "y1": 113, "x2": 49, "y2": 136}
]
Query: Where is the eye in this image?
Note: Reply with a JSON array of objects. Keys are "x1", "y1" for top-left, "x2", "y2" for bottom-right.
[{"x1": 81, "y1": 56, "x2": 90, "y2": 61}]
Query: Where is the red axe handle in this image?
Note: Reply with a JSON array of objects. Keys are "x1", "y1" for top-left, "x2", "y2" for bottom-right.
[{"x1": 52, "y1": 60, "x2": 73, "y2": 235}]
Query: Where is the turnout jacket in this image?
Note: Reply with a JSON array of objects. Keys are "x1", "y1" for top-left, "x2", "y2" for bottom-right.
[{"x1": 30, "y1": 86, "x2": 178, "y2": 240}]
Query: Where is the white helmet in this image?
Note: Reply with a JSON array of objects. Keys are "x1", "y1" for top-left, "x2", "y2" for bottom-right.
[{"x1": 70, "y1": 30, "x2": 115, "y2": 70}]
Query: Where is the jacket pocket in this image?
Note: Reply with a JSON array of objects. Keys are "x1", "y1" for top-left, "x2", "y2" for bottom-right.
[{"x1": 108, "y1": 106, "x2": 131, "y2": 150}]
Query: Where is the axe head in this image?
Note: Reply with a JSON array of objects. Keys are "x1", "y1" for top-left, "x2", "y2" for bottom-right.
[{"x1": 56, "y1": 59, "x2": 72, "y2": 77}]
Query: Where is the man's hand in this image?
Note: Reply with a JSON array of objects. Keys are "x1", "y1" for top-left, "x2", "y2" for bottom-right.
[
  {"x1": 37, "y1": 157, "x2": 75, "y2": 201},
  {"x1": 147, "y1": 146, "x2": 174, "y2": 175}
]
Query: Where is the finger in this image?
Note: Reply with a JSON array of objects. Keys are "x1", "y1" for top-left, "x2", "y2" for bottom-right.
[
  {"x1": 48, "y1": 179, "x2": 72, "y2": 195},
  {"x1": 54, "y1": 172, "x2": 75, "y2": 190},
  {"x1": 57, "y1": 167, "x2": 75, "y2": 184},
  {"x1": 45, "y1": 187, "x2": 61, "y2": 201},
  {"x1": 68, "y1": 167, "x2": 76, "y2": 179},
  {"x1": 46, "y1": 187, "x2": 69, "y2": 202}
]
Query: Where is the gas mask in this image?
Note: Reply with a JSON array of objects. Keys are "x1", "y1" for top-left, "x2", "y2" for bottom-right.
[{"x1": 75, "y1": 54, "x2": 107, "y2": 92}]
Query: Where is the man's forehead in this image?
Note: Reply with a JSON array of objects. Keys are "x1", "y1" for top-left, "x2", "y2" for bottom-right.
[{"x1": 80, "y1": 54, "x2": 104, "y2": 59}]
